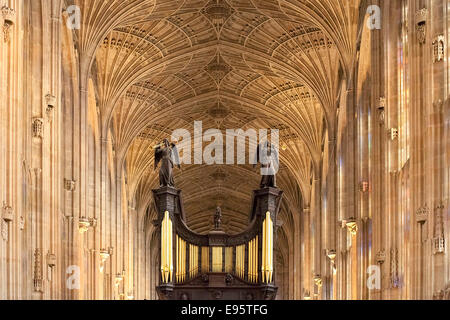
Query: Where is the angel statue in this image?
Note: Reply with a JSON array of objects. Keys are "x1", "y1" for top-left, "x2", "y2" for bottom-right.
[
  {"x1": 253, "y1": 140, "x2": 279, "y2": 189},
  {"x1": 154, "y1": 139, "x2": 181, "y2": 188}
]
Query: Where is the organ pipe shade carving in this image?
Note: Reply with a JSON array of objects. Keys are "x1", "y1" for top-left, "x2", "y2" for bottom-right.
[
  {"x1": 262, "y1": 212, "x2": 274, "y2": 283},
  {"x1": 160, "y1": 211, "x2": 173, "y2": 284}
]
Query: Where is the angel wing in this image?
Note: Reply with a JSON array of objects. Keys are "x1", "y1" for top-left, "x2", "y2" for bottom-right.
[
  {"x1": 154, "y1": 146, "x2": 163, "y2": 170},
  {"x1": 171, "y1": 144, "x2": 181, "y2": 169}
]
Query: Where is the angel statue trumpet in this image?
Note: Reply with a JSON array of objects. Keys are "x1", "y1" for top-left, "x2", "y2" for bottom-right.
[
  {"x1": 154, "y1": 139, "x2": 181, "y2": 188},
  {"x1": 253, "y1": 140, "x2": 279, "y2": 189}
]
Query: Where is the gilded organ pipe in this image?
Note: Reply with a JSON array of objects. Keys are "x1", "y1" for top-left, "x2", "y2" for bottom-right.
[
  {"x1": 160, "y1": 211, "x2": 173, "y2": 284},
  {"x1": 262, "y1": 211, "x2": 273, "y2": 283}
]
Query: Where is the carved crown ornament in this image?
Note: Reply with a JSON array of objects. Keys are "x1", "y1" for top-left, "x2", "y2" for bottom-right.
[
  {"x1": 45, "y1": 94, "x2": 57, "y2": 119},
  {"x1": 376, "y1": 250, "x2": 386, "y2": 264},
  {"x1": 416, "y1": 204, "x2": 429, "y2": 224},
  {"x1": 2, "y1": 202, "x2": 13, "y2": 222},
  {"x1": 2, "y1": 6, "x2": 16, "y2": 43},
  {"x1": 415, "y1": 8, "x2": 428, "y2": 45}
]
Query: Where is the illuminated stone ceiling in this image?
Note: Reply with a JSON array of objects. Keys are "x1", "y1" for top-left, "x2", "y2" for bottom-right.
[{"x1": 79, "y1": 0, "x2": 362, "y2": 235}]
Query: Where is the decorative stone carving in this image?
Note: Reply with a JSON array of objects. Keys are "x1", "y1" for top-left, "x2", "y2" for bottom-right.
[
  {"x1": 201, "y1": 0, "x2": 234, "y2": 33},
  {"x1": 388, "y1": 128, "x2": 398, "y2": 141},
  {"x1": 313, "y1": 275, "x2": 322, "y2": 287},
  {"x1": 416, "y1": 204, "x2": 429, "y2": 224},
  {"x1": 204, "y1": 53, "x2": 232, "y2": 85},
  {"x1": 33, "y1": 249, "x2": 43, "y2": 292},
  {"x1": 359, "y1": 181, "x2": 370, "y2": 193},
  {"x1": 346, "y1": 218, "x2": 358, "y2": 235},
  {"x1": 19, "y1": 216, "x2": 25, "y2": 230},
  {"x1": 89, "y1": 218, "x2": 97, "y2": 228},
  {"x1": 377, "y1": 97, "x2": 386, "y2": 125},
  {"x1": 326, "y1": 249, "x2": 336, "y2": 263},
  {"x1": 78, "y1": 217, "x2": 96, "y2": 234},
  {"x1": 99, "y1": 249, "x2": 111, "y2": 273},
  {"x1": 433, "y1": 203, "x2": 445, "y2": 254},
  {"x1": 390, "y1": 247, "x2": 400, "y2": 288},
  {"x1": 64, "y1": 179, "x2": 76, "y2": 192},
  {"x1": 212, "y1": 290, "x2": 223, "y2": 300},
  {"x1": 2, "y1": 6, "x2": 15, "y2": 43},
  {"x1": 46, "y1": 252, "x2": 57, "y2": 268},
  {"x1": 376, "y1": 250, "x2": 386, "y2": 264},
  {"x1": 45, "y1": 94, "x2": 57, "y2": 119},
  {"x1": 432, "y1": 35, "x2": 444, "y2": 63},
  {"x1": 415, "y1": 8, "x2": 427, "y2": 45},
  {"x1": 210, "y1": 167, "x2": 228, "y2": 183},
  {"x1": 379, "y1": 97, "x2": 386, "y2": 109},
  {"x1": 2, "y1": 203, "x2": 13, "y2": 222},
  {"x1": 78, "y1": 218, "x2": 90, "y2": 234},
  {"x1": 433, "y1": 285, "x2": 450, "y2": 300},
  {"x1": 1, "y1": 220, "x2": 8, "y2": 241},
  {"x1": 208, "y1": 102, "x2": 230, "y2": 126},
  {"x1": 32, "y1": 118, "x2": 44, "y2": 139},
  {"x1": 115, "y1": 273, "x2": 124, "y2": 287}
]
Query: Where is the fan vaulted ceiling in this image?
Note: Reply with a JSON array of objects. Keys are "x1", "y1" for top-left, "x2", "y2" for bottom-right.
[{"x1": 78, "y1": 0, "x2": 362, "y2": 235}]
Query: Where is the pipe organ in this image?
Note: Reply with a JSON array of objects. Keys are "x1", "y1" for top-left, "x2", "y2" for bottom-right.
[{"x1": 154, "y1": 186, "x2": 283, "y2": 300}]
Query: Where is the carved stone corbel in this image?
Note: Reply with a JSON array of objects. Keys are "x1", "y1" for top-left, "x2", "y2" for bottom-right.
[
  {"x1": 345, "y1": 218, "x2": 358, "y2": 235},
  {"x1": 45, "y1": 94, "x2": 57, "y2": 119},
  {"x1": 415, "y1": 8, "x2": 428, "y2": 45},
  {"x1": 78, "y1": 217, "x2": 97, "y2": 234},
  {"x1": 313, "y1": 274, "x2": 323, "y2": 287},
  {"x1": 416, "y1": 204, "x2": 429, "y2": 224},
  {"x1": 2, "y1": 6, "x2": 15, "y2": 43},
  {"x1": 1, "y1": 203, "x2": 13, "y2": 241},
  {"x1": 2, "y1": 203, "x2": 13, "y2": 222}
]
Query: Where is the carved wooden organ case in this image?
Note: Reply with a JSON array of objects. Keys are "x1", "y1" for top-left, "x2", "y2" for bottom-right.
[{"x1": 153, "y1": 186, "x2": 283, "y2": 300}]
